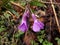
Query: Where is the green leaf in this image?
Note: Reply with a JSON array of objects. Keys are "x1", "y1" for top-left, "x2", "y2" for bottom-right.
[
  {"x1": 20, "y1": 1, "x2": 26, "y2": 6},
  {"x1": 1, "y1": 0, "x2": 10, "y2": 7},
  {"x1": 9, "y1": 20, "x2": 14, "y2": 26},
  {"x1": 10, "y1": 9, "x2": 19, "y2": 17},
  {"x1": 1, "y1": 16, "x2": 5, "y2": 20},
  {"x1": 14, "y1": 31, "x2": 24, "y2": 38},
  {"x1": 55, "y1": 37, "x2": 59, "y2": 40},
  {"x1": 58, "y1": 39, "x2": 60, "y2": 45},
  {"x1": 0, "y1": 21, "x2": 4, "y2": 24},
  {"x1": 31, "y1": 40, "x2": 38, "y2": 45},
  {"x1": 39, "y1": 38, "x2": 43, "y2": 43},
  {"x1": 55, "y1": 37, "x2": 60, "y2": 45},
  {"x1": 40, "y1": 30, "x2": 45, "y2": 34},
  {"x1": 37, "y1": 36, "x2": 43, "y2": 43},
  {"x1": 30, "y1": 1, "x2": 46, "y2": 7},
  {"x1": 0, "y1": 27, "x2": 6, "y2": 32},
  {"x1": 4, "y1": 13, "x2": 10, "y2": 18},
  {"x1": 43, "y1": 40, "x2": 53, "y2": 45}
]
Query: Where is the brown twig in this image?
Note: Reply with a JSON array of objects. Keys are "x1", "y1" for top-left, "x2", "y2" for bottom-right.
[
  {"x1": 50, "y1": 0, "x2": 60, "y2": 32},
  {"x1": 10, "y1": 1, "x2": 25, "y2": 10},
  {"x1": 40, "y1": 0, "x2": 60, "y2": 5}
]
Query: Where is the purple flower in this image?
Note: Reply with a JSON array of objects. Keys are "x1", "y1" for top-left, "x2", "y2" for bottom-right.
[
  {"x1": 18, "y1": 9, "x2": 29, "y2": 32},
  {"x1": 32, "y1": 13, "x2": 44, "y2": 32}
]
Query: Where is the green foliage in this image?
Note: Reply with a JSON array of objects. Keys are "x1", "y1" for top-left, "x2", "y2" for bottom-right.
[
  {"x1": 37, "y1": 30, "x2": 45, "y2": 43},
  {"x1": 30, "y1": 1, "x2": 46, "y2": 7},
  {"x1": 0, "y1": 26, "x2": 6, "y2": 32},
  {"x1": 14, "y1": 30, "x2": 24, "y2": 38},
  {"x1": 19, "y1": 1, "x2": 26, "y2": 6},
  {"x1": 0, "y1": 11, "x2": 14, "y2": 32},
  {"x1": 0, "y1": 21, "x2": 4, "y2": 24},
  {"x1": 0, "y1": 16, "x2": 7, "y2": 32},
  {"x1": 31, "y1": 40, "x2": 38, "y2": 45},
  {"x1": 38, "y1": 36, "x2": 43, "y2": 43},
  {"x1": 4, "y1": 12, "x2": 10, "y2": 19},
  {"x1": 0, "y1": 0, "x2": 12, "y2": 10},
  {"x1": 37, "y1": 30, "x2": 53, "y2": 45},
  {"x1": 0, "y1": 0, "x2": 10, "y2": 6},
  {"x1": 1, "y1": 16, "x2": 5, "y2": 20},
  {"x1": 10, "y1": 9, "x2": 19, "y2": 17},
  {"x1": 43, "y1": 40, "x2": 53, "y2": 45},
  {"x1": 55, "y1": 37, "x2": 60, "y2": 45}
]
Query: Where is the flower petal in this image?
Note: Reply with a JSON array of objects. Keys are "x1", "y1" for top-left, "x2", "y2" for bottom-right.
[
  {"x1": 32, "y1": 22, "x2": 41, "y2": 32},
  {"x1": 18, "y1": 23, "x2": 28, "y2": 32},
  {"x1": 32, "y1": 13, "x2": 36, "y2": 21},
  {"x1": 36, "y1": 20, "x2": 44, "y2": 29},
  {"x1": 18, "y1": 9, "x2": 29, "y2": 32},
  {"x1": 32, "y1": 13, "x2": 44, "y2": 32},
  {"x1": 32, "y1": 20, "x2": 44, "y2": 32}
]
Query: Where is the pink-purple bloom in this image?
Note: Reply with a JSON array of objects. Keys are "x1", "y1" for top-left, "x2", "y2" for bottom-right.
[
  {"x1": 18, "y1": 9, "x2": 44, "y2": 32},
  {"x1": 32, "y1": 13, "x2": 44, "y2": 32},
  {"x1": 18, "y1": 9, "x2": 29, "y2": 32}
]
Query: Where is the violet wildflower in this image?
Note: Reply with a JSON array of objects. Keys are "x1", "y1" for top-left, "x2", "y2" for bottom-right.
[
  {"x1": 18, "y1": 9, "x2": 29, "y2": 32},
  {"x1": 32, "y1": 13, "x2": 44, "y2": 32}
]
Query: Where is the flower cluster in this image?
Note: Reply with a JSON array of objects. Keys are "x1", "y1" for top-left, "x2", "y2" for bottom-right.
[{"x1": 18, "y1": 9, "x2": 44, "y2": 32}]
